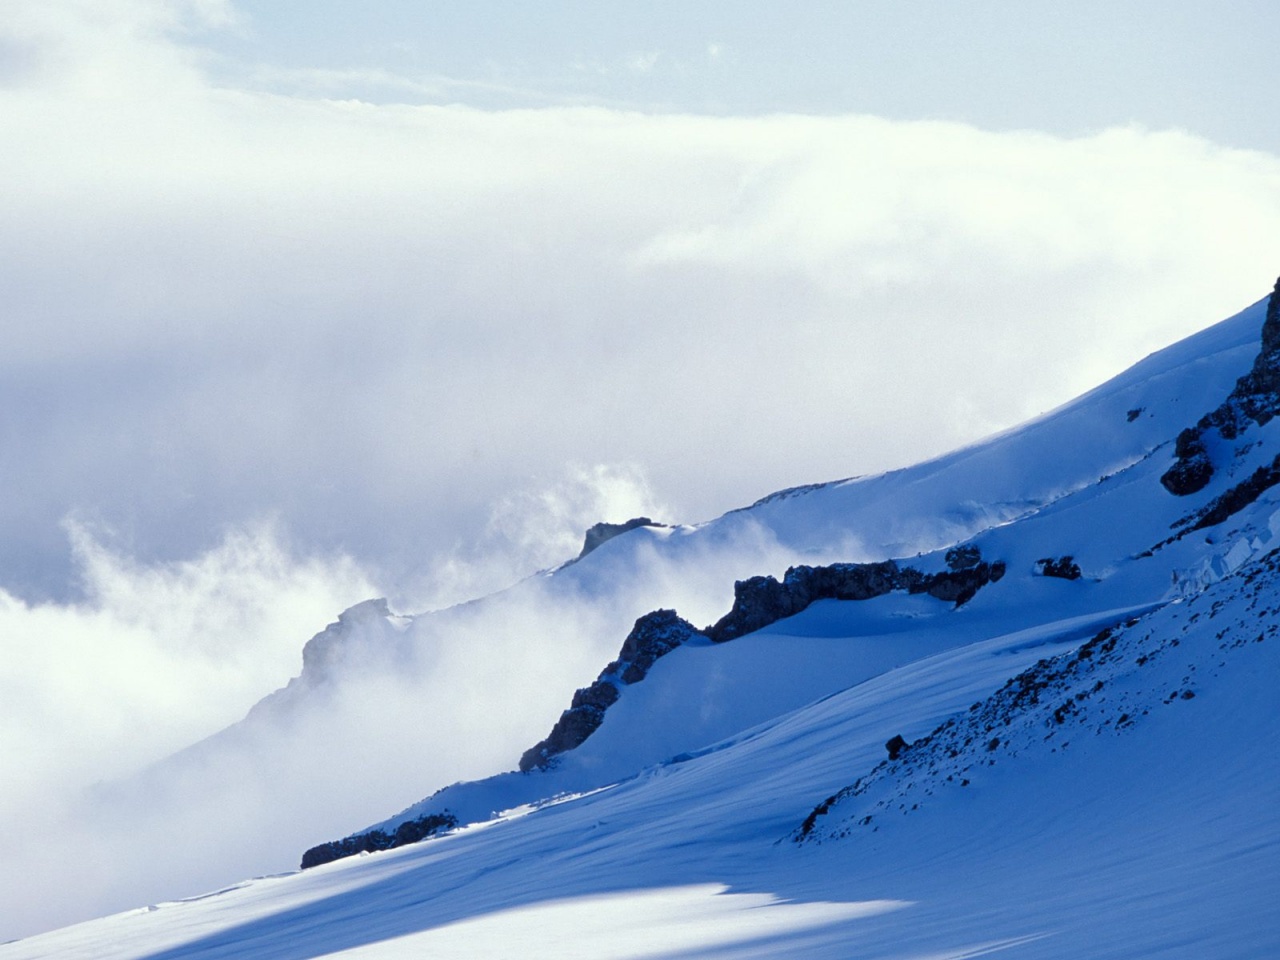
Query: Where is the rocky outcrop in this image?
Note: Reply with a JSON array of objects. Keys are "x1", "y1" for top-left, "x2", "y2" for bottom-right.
[
  {"x1": 1161, "y1": 276, "x2": 1280, "y2": 495},
  {"x1": 1161, "y1": 428, "x2": 1215, "y2": 496},
  {"x1": 518, "y1": 680, "x2": 620, "y2": 773},
  {"x1": 1184, "y1": 452, "x2": 1280, "y2": 534},
  {"x1": 522, "y1": 549, "x2": 1006, "y2": 770},
  {"x1": 1150, "y1": 451, "x2": 1280, "y2": 557},
  {"x1": 241, "y1": 598, "x2": 404, "y2": 727},
  {"x1": 300, "y1": 811, "x2": 457, "y2": 869},
  {"x1": 703, "y1": 562, "x2": 903, "y2": 642},
  {"x1": 577, "y1": 518, "x2": 666, "y2": 560},
  {"x1": 304, "y1": 545, "x2": 1009, "y2": 866},
  {"x1": 705, "y1": 552, "x2": 1005, "y2": 643},
  {"x1": 519, "y1": 610, "x2": 704, "y2": 772},
  {"x1": 1035, "y1": 556, "x2": 1082, "y2": 580},
  {"x1": 605, "y1": 609, "x2": 702, "y2": 685}
]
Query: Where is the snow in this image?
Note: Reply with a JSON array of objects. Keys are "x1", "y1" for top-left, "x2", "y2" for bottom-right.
[
  {"x1": 9, "y1": 553, "x2": 1274, "y2": 958},
  {"x1": 3, "y1": 294, "x2": 1278, "y2": 957}
]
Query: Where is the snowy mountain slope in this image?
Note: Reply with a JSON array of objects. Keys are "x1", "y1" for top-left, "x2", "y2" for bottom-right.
[
  {"x1": 8, "y1": 492, "x2": 1276, "y2": 959},
  {"x1": 295, "y1": 291, "x2": 1280, "y2": 864},
  {"x1": 11, "y1": 285, "x2": 1277, "y2": 956},
  {"x1": 682, "y1": 293, "x2": 1266, "y2": 560}
]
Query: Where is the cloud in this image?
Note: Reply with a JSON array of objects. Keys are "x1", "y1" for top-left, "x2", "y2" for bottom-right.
[
  {"x1": 0, "y1": 487, "x2": 806, "y2": 940},
  {"x1": 0, "y1": 521, "x2": 376, "y2": 808},
  {"x1": 4, "y1": 67, "x2": 1277, "y2": 609},
  {"x1": 0, "y1": 0, "x2": 234, "y2": 96},
  {"x1": 0, "y1": 517, "x2": 383, "y2": 936},
  {"x1": 417, "y1": 462, "x2": 671, "y2": 609}
]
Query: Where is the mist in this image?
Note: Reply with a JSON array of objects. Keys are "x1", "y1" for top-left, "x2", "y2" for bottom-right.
[
  {"x1": 3, "y1": 7, "x2": 1280, "y2": 605},
  {"x1": 0, "y1": 479, "x2": 815, "y2": 940},
  {"x1": 4, "y1": 0, "x2": 1280, "y2": 943}
]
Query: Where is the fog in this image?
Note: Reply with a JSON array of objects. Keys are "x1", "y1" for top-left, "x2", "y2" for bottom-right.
[
  {"x1": 4, "y1": 0, "x2": 1280, "y2": 942},
  {"x1": 3, "y1": 8, "x2": 1279, "y2": 606},
  {"x1": 0, "y1": 482, "x2": 812, "y2": 939}
]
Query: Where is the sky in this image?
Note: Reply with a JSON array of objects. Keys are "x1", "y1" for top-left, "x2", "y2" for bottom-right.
[
  {"x1": 209, "y1": 1, "x2": 1280, "y2": 155},
  {"x1": 3, "y1": 0, "x2": 1280, "y2": 937}
]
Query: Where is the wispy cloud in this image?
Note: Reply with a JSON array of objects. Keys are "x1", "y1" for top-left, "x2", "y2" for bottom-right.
[{"x1": 0, "y1": 482, "x2": 804, "y2": 939}]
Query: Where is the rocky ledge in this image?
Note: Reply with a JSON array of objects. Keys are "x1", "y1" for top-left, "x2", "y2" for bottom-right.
[
  {"x1": 705, "y1": 546, "x2": 1005, "y2": 643},
  {"x1": 301, "y1": 811, "x2": 457, "y2": 869},
  {"x1": 1162, "y1": 275, "x2": 1280, "y2": 496},
  {"x1": 303, "y1": 544, "x2": 1008, "y2": 865},
  {"x1": 519, "y1": 610, "x2": 703, "y2": 772},
  {"x1": 522, "y1": 546, "x2": 1005, "y2": 770}
]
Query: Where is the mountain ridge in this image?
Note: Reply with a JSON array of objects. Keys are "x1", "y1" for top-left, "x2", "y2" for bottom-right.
[{"x1": 290, "y1": 284, "x2": 1277, "y2": 877}]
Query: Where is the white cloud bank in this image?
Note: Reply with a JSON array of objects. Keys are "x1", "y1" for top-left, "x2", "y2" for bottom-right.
[
  {"x1": 3, "y1": 0, "x2": 1280, "y2": 940},
  {"x1": 3, "y1": 2, "x2": 1279, "y2": 608},
  {"x1": 0, "y1": 481, "x2": 792, "y2": 942},
  {"x1": 2, "y1": 5, "x2": 1280, "y2": 609},
  {"x1": 0, "y1": 521, "x2": 376, "y2": 813}
]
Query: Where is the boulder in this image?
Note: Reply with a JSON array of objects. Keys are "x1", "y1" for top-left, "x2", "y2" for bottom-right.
[{"x1": 885, "y1": 734, "x2": 908, "y2": 760}]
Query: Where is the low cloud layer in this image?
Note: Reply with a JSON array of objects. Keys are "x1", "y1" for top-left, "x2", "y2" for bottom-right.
[
  {"x1": 0, "y1": 522, "x2": 375, "y2": 813},
  {"x1": 0, "y1": 490, "x2": 803, "y2": 940},
  {"x1": 3, "y1": 3, "x2": 1280, "y2": 607}
]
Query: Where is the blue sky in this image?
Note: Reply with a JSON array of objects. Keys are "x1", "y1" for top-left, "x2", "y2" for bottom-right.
[{"x1": 210, "y1": 1, "x2": 1280, "y2": 151}]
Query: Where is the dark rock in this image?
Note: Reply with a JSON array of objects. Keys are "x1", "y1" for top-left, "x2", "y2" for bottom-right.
[
  {"x1": 915, "y1": 560, "x2": 1005, "y2": 607},
  {"x1": 521, "y1": 610, "x2": 703, "y2": 771},
  {"x1": 1161, "y1": 427, "x2": 1215, "y2": 495},
  {"x1": 789, "y1": 561, "x2": 905, "y2": 602},
  {"x1": 705, "y1": 574, "x2": 805, "y2": 643},
  {"x1": 1161, "y1": 276, "x2": 1280, "y2": 494},
  {"x1": 522, "y1": 549, "x2": 1007, "y2": 772},
  {"x1": 519, "y1": 680, "x2": 620, "y2": 772},
  {"x1": 300, "y1": 811, "x2": 457, "y2": 869},
  {"x1": 706, "y1": 552, "x2": 1005, "y2": 642},
  {"x1": 1186, "y1": 453, "x2": 1280, "y2": 533},
  {"x1": 945, "y1": 545, "x2": 981, "y2": 571},
  {"x1": 885, "y1": 734, "x2": 908, "y2": 760},
  {"x1": 1035, "y1": 556, "x2": 1082, "y2": 580},
  {"x1": 610, "y1": 609, "x2": 703, "y2": 684},
  {"x1": 577, "y1": 518, "x2": 665, "y2": 560}
]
